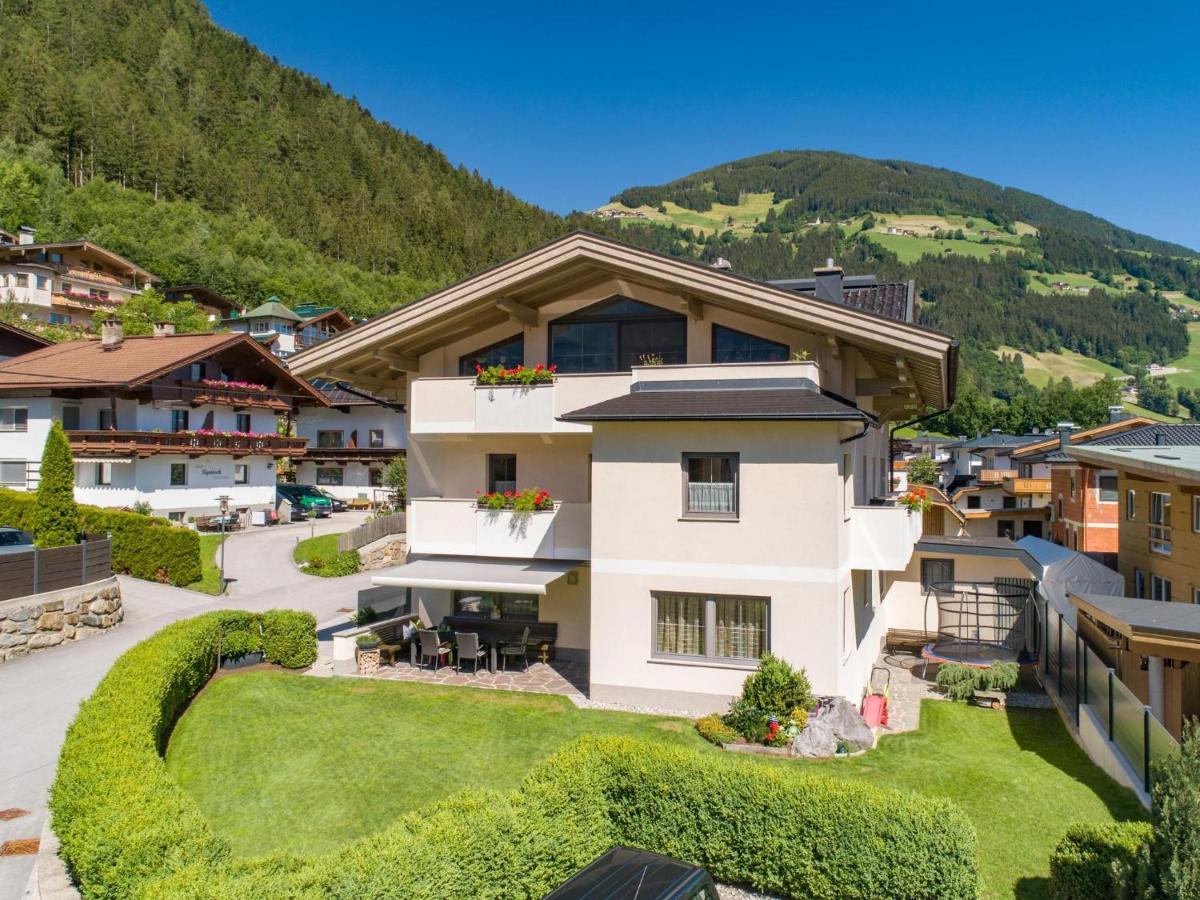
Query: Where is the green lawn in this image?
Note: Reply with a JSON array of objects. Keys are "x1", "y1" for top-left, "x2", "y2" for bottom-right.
[
  {"x1": 186, "y1": 533, "x2": 227, "y2": 595},
  {"x1": 165, "y1": 673, "x2": 1144, "y2": 897},
  {"x1": 1166, "y1": 322, "x2": 1200, "y2": 390},
  {"x1": 293, "y1": 532, "x2": 339, "y2": 565},
  {"x1": 864, "y1": 231, "x2": 1019, "y2": 264},
  {"x1": 995, "y1": 346, "x2": 1125, "y2": 388}
]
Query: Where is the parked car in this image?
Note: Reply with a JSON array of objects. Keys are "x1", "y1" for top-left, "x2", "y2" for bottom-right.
[
  {"x1": 545, "y1": 847, "x2": 718, "y2": 900},
  {"x1": 276, "y1": 484, "x2": 333, "y2": 518},
  {"x1": 0, "y1": 528, "x2": 34, "y2": 555},
  {"x1": 315, "y1": 488, "x2": 348, "y2": 512}
]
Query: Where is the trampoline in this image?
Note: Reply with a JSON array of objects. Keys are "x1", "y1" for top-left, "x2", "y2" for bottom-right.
[{"x1": 921, "y1": 580, "x2": 1038, "y2": 673}]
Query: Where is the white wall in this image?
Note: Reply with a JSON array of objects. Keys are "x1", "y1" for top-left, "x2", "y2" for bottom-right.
[
  {"x1": 74, "y1": 454, "x2": 278, "y2": 518},
  {"x1": 295, "y1": 403, "x2": 406, "y2": 449}
]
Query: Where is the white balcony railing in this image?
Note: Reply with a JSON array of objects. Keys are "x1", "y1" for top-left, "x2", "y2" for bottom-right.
[
  {"x1": 846, "y1": 502, "x2": 923, "y2": 571},
  {"x1": 408, "y1": 498, "x2": 590, "y2": 560},
  {"x1": 409, "y1": 361, "x2": 822, "y2": 436}
]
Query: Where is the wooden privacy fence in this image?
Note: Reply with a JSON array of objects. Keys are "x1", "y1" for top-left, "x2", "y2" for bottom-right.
[
  {"x1": 337, "y1": 513, "x2": 405, "y2": 553},
  {"x1": 0, "y1": 534, "x2": 113, "y2": 603}
]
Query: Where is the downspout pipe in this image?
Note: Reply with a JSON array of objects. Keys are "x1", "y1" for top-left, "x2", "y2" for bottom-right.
[{"x1": 888, "y1": 407, "x2": 951, "y2": 492}]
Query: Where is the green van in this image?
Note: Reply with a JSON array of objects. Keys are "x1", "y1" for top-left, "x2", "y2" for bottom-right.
[{"x1": 276, "y1": 483, "x2": 333, "y2": 518}]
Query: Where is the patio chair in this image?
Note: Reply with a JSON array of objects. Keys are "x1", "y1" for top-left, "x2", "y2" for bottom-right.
[
  {"x1": 418, "y1": 629, "x2": 448, "y2": 671},
  {"x1": 455, "y1": 631, "x2": 488, "y2": 675},
  {"x1": 498, "y1": 625, "x2": 532, "y2": 672}
]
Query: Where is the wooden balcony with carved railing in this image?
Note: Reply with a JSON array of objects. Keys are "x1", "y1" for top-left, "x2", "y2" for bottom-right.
[
  {"x1": 302, "y1": 446, "x2": 404, "y2": 464},
  {"x1": 978, "y1": 468, "x2": 1018, "y2": 484},
  {"x1": 1003, "y1": 476, "x2": 1052, "y2": 495},
  {"x1": 67, "y1": 430, "x2": 308, "y2": 459},
  {"x1": 151, "y1": 380, "x2": 291, "y2": 411}
]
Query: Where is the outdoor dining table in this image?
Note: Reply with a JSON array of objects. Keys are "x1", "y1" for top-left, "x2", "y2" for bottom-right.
[{"x1": 407, "y1": 625, "x2": 502, "y2": 672}]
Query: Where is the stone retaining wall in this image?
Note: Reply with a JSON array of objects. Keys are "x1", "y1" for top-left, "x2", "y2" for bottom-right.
[
  {"x1": 0, "y1": 576, "x2": 123, "y2": 663},
  {"x1": 356, "y1": 534, "x2": 407, "y2": 571}
]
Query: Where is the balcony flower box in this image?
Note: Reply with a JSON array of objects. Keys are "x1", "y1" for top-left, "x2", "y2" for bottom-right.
[
  {"x1": 474, "y1": 363, "x2": 555, "y2": 386},
  {"x1": 200, "y1": 378, "x2": 270, "y2": 393},
  {"x1": 476, "y1": 488, "x2": 554, "y2": 512}
]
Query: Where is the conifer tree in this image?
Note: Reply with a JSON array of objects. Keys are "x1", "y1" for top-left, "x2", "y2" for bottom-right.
[{"x1": 32, "y1": 421, "x2": 80, "y2": 548}]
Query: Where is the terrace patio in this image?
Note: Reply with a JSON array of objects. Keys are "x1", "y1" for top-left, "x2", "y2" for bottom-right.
[{"x1": 363, "y1": 656, "x2": 588, "y2": 698}]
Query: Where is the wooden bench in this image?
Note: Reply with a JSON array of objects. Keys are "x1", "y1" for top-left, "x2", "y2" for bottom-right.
[
  {"x1": 374, "y1": 614, "x2": 422, "y2": 666},
  {"x1": 886, "y1": 629, "x2": 938, "y2": 654}
]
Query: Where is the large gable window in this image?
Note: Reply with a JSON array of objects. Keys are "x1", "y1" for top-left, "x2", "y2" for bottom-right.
[
  {"x1": 459, "y1": 333, "x2": 524, "y2": 376},
  {"x1": 712, "y1": 324, "x2": 789, "y2": 363},
  {"x1": 548, "y1": 296, "x2": 686, "y2": 373}
]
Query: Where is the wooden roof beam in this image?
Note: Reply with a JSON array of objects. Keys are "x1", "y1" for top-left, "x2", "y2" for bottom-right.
[
  {"x1": 373, "y1": 349, "x2": 420, "y2": 372},
  {"x1": 496, "y1": 298, "x2": 538, "y2": 327}
]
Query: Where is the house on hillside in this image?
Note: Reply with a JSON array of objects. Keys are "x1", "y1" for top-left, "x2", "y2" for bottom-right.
[
  {"x1": 0, "y1": 322, "x2": 325, "y2": 520},
  {"x1": 943, "y1": 430, "x2": 1042, "y2": 490},
  {"x1": 224, "y1": 298, "x2": 354, "y2": 360},
  {"x1": 0, "y1": 228, "x2": 158, "y2": 327},
  {"x1": 290, "y1": 232, "x2": 959, "y2": 711},
  {"x1": 163, "y1": 284, "x2": 240, "y2": 322},
  {"x1": 294, "y1": 379, "x2": 406, "y2": 502}
]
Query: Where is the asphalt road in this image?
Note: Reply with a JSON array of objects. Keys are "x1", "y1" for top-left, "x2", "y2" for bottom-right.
[{"x1": 0, "y1": 512, "x2": 375, "y2": 900}]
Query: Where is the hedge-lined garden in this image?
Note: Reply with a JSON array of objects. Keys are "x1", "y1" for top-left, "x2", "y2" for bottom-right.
[
  {"x1": 0, "y1": 488, "x2": 201, "y2": 585},
  {"x1": 51, "y1": 613, "x2": 979, "y2": 899}
]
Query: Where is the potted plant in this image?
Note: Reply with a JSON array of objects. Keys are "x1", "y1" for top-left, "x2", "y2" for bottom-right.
[
  {"x1": 475, "y1": 363, "x2": 556, "y2": 386},
  {"x1": 356, "y1": 631, "x2": 382, "y2": 651}
]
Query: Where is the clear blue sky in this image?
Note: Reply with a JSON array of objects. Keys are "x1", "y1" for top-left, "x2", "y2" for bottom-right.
[{"x1": 206, "y1": 0, "x2": 1200, "y2": 250}]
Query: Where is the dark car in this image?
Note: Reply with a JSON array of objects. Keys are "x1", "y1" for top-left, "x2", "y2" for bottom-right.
[
  {"x1": 545, "y1": 847, "x2": 719, "y2": 900},
  {"x1": 276, "y1": 483, "x2": 333, "y2": 518},
  {"x1": 316, "y1": 488, "x2": 348, "y2": 512},
  {"x1": 0, "y1": 527, "x2": 34, "y2": 555}
]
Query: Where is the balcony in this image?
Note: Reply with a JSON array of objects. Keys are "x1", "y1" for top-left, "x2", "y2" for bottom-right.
[
  {"x1": 978, "y1": 469, "x2": 1018, "y2": 484},
  {"x1": 847, "y1": 502, "x2": 924, "y2": 571},
  {"x1": 1003, "y1": 476, "x2": 1051, "y2": 495},
  {"x1": 407, "y1": 498, "x2": 590, "y2": 560},
  {"x1": 67, "y1": 430, "x2": 308, "y2": 458},
  {"x1": 302, "y1": 446, "x2": 402, "y2": 464},
  {"x1": 409, "y1": 361, "x2": 822, "y2": 436},
  {"x1": 152, "y1": 380, "x2": 291, "y2": 411}
]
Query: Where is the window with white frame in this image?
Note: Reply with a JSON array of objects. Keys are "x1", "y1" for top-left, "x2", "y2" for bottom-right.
[
  {"x1": 1150, "y1": 491, "x2": 1172, "y2": 555},
  {"x1": 653, "y1": 593, "x2": 767, "y2": 661},
  {"x1": 1127, "y1": 488, "x2": 1136, "y2": 520},
  {"x1": 1098, "y1": 471, "x2": 1118, "y2": 503},
  {"x1": 234, "y1": 464, "x2": 248, "y2": 485},
  {"x1": 0, "y1": 461, "x2": 25, "y2": 485},
  {"x1": 0, "y1": 408, "x2": 28, "y2": 432},
  {"x1": 14, "y1": 274, "x2": 27, "y2": 288},
  {"x1": 1151, "y1": 574, "x2": 1172, "y2": 603},
  {"x1": 316, "y1": 467, "x2": 343, "y2": 486},
  {"x1": 682, "y1": 452, "x2": 738, "y2": 518},
  {"x1": 369, "y1": 429, "x2": 384, "y2": 448}
]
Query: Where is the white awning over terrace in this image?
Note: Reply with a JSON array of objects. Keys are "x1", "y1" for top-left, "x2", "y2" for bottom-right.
[{"x1": 371, "y1": 556, "x2": 577, "y2": 595}]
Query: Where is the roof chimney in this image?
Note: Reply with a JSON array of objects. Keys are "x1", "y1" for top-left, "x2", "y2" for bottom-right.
[
  {"x1": 1108, "y1": 405, "x2": 1127, "y2": 424},
  {"x1": 1156, "y1": 430, "x2": 1168, "y2": 446},
  {"x1": 812, "y1": 259, "x2": 843, "y2": 304},
  {"x1": 17, "y1": 225, "x2": 35, "y2": 246},
  {"x1": 710, "y1": 257, "x2": 732, "y2": 270},
  {"x1": 1057, "y1": 421, "x2": 1075, "y2": 449},
  {"x1": 100, "y1": 319, "x2": 123, "y2": 350},
  {"x1": 152, "y1": 321, "x2": 176, "y2": 338}
]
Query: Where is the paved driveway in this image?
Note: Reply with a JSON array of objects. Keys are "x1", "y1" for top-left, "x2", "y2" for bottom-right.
[{"x1": 0, "y1": 513, "x2": 376, "y2": 899}]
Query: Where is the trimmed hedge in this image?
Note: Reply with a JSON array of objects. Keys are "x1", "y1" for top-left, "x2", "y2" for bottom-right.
[
  {"x1": 53, "y1": 611, "x2": 979, "y2": 899},
  {"x1": 1049, "y1": 822, "x2": 1153, "y2": 899},
  {"x1": 0, "y1": 488, "x2": 200, "y2": 585},
  {"x1": 261, "y1": 610, "x2": 318, "y2": 669}
]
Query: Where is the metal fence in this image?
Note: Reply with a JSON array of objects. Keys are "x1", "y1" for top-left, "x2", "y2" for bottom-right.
[
  {"x1": 0, "y1": 534, "x2": 113, "y2": 602},
  {"x1": 1039, "y1": 598, "x2": 1178, "y2": 792},
  {"x1": 337, "y1": 513, "x2": 406, "y2": 553}
]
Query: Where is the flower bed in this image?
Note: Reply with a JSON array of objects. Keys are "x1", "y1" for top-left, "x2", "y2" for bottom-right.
[
  {"x1": 51, "y1": 613, "x2": 979, "y2": 899},
  {"x1": 476, "y1": 488, "x2": 554, "y2": 511},
  {"x1": 475, "y1": 363, "x2": 555, "y2": 385}
]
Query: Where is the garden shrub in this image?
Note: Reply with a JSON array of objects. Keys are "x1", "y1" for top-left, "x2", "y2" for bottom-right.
[
  {"x1": 724, "y1": 652, "x2": 814, "y2": 741},
  {"x1": 1145, "y1": 718, "x2": 1200, "y2": 898},
  {"x1": 0, "y1": 489, "x2": 201, "y2": 585},
  {"x1": 261, "y1": 610, "x2": 318, "y2": 669},
  {"x1": 55, "y1": 617, "x2": 978, "y2": 899},
  {"x1": 1049, "y1": 822, "x2": 1152, "y2": 900},
  {"x1": 936, "y1": 661, "x2": 1019, "y2": 701},
  {"x1": 302, "y1": 549, "x2": 360, "y2": 577},
  {"x1": 32, "y1": 421, "x2": 80, "y2": 547},
  {"x1": 695, "y1": 713, "x2": 738, "y2": 746}
]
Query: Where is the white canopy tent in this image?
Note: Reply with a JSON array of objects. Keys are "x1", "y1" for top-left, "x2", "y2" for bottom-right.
[{"x1": 1015, "y1": 536, "x2": 1125, "y2": 628}]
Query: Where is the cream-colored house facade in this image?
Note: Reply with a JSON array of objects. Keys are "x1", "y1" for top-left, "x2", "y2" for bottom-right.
[{"x1": 291, "y1": 233, "x2": 958, "y2": 712}]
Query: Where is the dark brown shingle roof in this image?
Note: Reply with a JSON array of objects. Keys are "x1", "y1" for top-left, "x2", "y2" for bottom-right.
[
  {"x1": 559, "y1": 385, "x2": 871, "y2": 423},
  {"x1": 842, "y1": 283, "x2": 912, "y2": 321}
]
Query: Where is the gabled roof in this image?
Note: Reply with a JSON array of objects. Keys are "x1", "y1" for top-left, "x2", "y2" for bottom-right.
[
  {"x1": 0, "y1": 321, "x2": 52, "y2": 351},
  {"x1": 299, "y1": 307, "x2": 354, "y2": 330},
  {"x1": 244, "y1": 299, "x2": 303, "y2": 322},
  {"x1": 1012, "y1": 417, "x2": 1157, "y2": 461},
  {"x1": 769, "y1": 276, "x2": 915, "y2": 322},
  {"x1": 0, "y1": 241, "x2": 157, "y2": 280},
  {"x1": 289, "y1": 231, "x2": 957, "y2": 407},
  {"x1": 1089, "y1": 423, "x2": 1200, "y2": 448},
  {"x1": 0, "y1": 331, "x2": 326, "y2": 404},
  {"x1": 945, "y1": 432, "x2": 1042, "y2": 451},
  {"x1": 162, "y1": 284, "x2": 239, "y2": 315}
]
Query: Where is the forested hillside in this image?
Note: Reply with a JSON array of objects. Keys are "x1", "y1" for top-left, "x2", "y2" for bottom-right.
[
  {"x1": 0, "y1": 0, "x2": 564, "y2": 286},
  {"x1": 615, "y1": 151, "x2": 1195, "y2": 257}
]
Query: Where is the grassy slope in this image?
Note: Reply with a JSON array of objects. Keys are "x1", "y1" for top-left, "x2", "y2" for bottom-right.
[
  {"x1": 865, "y1": 231, "x2": 1021, "y2": 264},
  {"x1": 186, "y1": 533, "x2": 226, "y2": 596},
  {"x1": 1166, "y1": 322, "x2": 1200, "y2": 390},
  {"x1": 596, "y1": 191, "x2": 788, "y2": 237},
  {"x1": 996, "y1": 346, "x2": 1125, "y2": 388},
  {"x1": 166, "y1": 673, "x2": 1144, "y2": 897}
]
